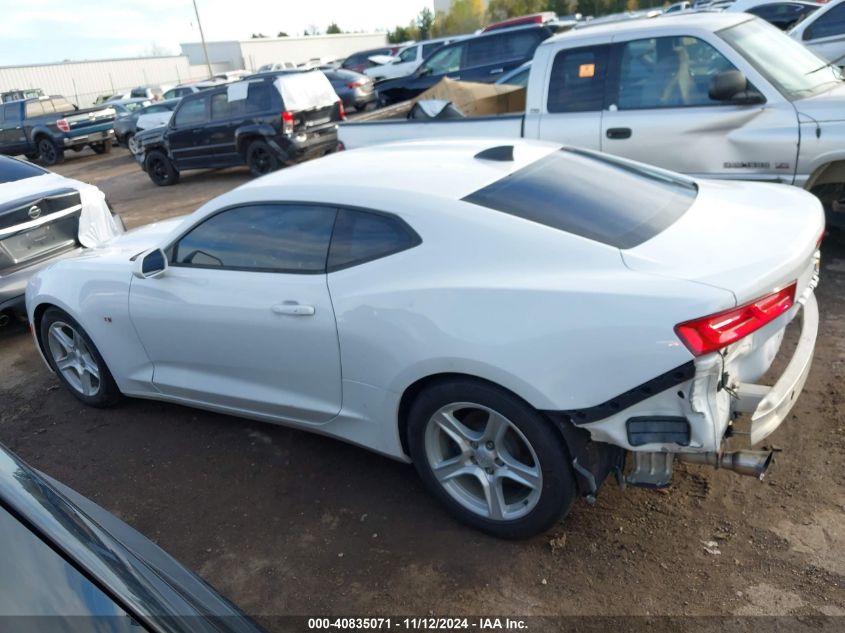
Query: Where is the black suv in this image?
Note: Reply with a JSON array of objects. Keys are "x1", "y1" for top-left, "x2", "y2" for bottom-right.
[
  {"x1": 376, "y1": 26, "x2": 553, "y2": 106},
  {"x1": 135, "y1": 73, "x2": 343, "y2": 186}
]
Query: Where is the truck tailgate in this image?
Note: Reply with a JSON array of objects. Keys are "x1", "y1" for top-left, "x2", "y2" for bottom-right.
[{"x1": 339, "y1": 114, "x2": 524, "y2": 150}]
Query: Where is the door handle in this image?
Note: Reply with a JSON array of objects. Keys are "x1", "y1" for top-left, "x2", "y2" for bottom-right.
[
  {"x1": 606, "y1": 127, "x2": 632, "y2": 140},
  {"x1": 272, "y1": 302, "x2": 315, "y2": 316},
  {"x1": 490, "y1": 68, "x2": 504, "y2": 75}
]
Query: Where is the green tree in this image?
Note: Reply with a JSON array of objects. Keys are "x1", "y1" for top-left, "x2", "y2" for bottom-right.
[
  {"x1": 438, "y1": 0, "x2": 485, "y2": 35},
  {"x1": 326, "y1": 23, "x2": 342, "y2": 34},
  {"x1": 277, "y1": 31, "x2": 288, "y2": 37},
  {"x1": 417, "y1": 7, "x2": 435, "y2": 40},
  {"x1": 387, "y1": 25, "x2": 414, "y2": 43},
  {"x1": 487, "y1": 0, "x2": 547, "y2": 21}
]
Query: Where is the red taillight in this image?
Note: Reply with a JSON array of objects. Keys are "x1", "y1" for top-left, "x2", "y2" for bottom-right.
[
  {"x1": 56, "y1": 118, "x2": 70, "y2": 132},
  {"x1": 338, "y1": 100, "x2": 346, "y2": 121},
  {"x1": 816, "y1": 227, "x2": 825, "y2": 249},
  {"x1": 346, "y1": 81, "x2": 362, "y2": 88},
  {"x1": 674, "y1": 282, "x2": 797, "y2": 356},
  {"x1": 281, "y1": 111, "x2": 294, "y2": 135}
]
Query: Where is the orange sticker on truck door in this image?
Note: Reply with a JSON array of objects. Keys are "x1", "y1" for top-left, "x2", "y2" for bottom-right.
[{"x1": 579, "y1": 63, "x2": 596, "y2": 78}]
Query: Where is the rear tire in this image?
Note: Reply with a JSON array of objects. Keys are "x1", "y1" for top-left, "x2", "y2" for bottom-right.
[
  {"x1": 145, "y1": 150, "x2": 179, "y2": 186},
  {"x1": 407, "y1": 379, "x2": 576, "y2": 539},
  {"x1": 40, "y1": 307, "x2": 121, "y2": 407},
  {"x1": 91, "y1": 139, "x2": 112, "y2": 154},
  {"x1": 37, "y1": 138, "x2": 63, "y2": 166},
  {"x1": 245, "y1": 139, "x2": 280, "y2": 177}
]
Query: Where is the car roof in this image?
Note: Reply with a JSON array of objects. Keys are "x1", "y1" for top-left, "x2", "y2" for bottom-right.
[
  {"x1": 238, "y1": 139, "x2": 562, "y2": 201},
  {"x1": 547, "y1": 10, "x2": 752, "y2": 44}
]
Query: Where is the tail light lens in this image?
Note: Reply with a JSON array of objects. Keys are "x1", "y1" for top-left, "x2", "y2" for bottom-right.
[
  {"x1": 338, "y1": 100, "x2": 346, "y2": 121},
  {"x1": 281, "y1": 111, "x2": 294, "y2": 135},
  {"x1": 674, "y1": 282, "x2": 797, "y2": 356},
  {"x1": 56, "y1": 119, "x2": 70, "y2": 132},
  {"x1": 346, "y1": 82, "x2": 362, "y2": 88}
]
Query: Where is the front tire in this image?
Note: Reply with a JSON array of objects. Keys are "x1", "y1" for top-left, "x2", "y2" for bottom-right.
[
  {"x1": 145, "y1": 150, "x2": 179, "y2": 186},
  {"x1": 407, "y1": 379, "x2": 576, "y2": 539},
  {"x1": 126, "y1": 133, "x2": 140, "y2": 155},
  {"x1": 40, "y1": 308, "x2": 121, "y2": 407},
  {"x1": 245, "y1": 139, "x2": 280, "y2": 177}
]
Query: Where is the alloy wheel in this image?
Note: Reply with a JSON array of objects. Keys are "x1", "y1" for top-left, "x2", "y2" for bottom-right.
[
  {"x1": 424, "y1": 402, "x2": 543, "y2": 521},
  {"x1": 46, "y1": 321, "x2": 101, "y2": 397}
]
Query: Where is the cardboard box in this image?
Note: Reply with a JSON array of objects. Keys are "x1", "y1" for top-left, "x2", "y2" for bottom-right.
[{"x1": 413, "y1": 77, "x2": 526, "y2": 117}]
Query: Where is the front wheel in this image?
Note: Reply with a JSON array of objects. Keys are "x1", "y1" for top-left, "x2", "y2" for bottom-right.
[
  {"x1": 145, "y1": 150, "x2": 179, "y2": 186},
  {"x1": 407, "y1": 379, "x2": 576, "y2": 539},
  {"x1": 126, "y1": 134, "x2": 140, "y2": 155},
  {"x1": 245, "y1": 139, "x2": 280, "y2": 177},
  {"x1": 40, "y1": 308, "x2": 121, "y2": 407},
  {"x1": 91, "y1": 139, "x2": 112, "y2": 154}
]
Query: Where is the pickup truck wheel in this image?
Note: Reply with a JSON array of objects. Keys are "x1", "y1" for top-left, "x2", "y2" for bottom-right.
[
  {"x1": 246, "y1": 139, "x2": 280, "y2": 177},
  {"x1": 41, "y1": 307, "x2": 121, "y2": 407},
  {"x1": 91, "y1": 140, "x2": 112, "y2": 154},
  {"x1": 407, "y1": 379, "x2": 576, "y2": 539},
  {"x1": 37, "y1": 138, "x2": 63, "y2": 166},
  {"x1": 146, "y1": 151, "x2": 179, "y2": 186}
]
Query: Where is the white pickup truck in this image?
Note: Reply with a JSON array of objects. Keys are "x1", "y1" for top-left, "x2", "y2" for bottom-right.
[{"x1": 340, "y1": 12, "x2": 845, "y2": 228}]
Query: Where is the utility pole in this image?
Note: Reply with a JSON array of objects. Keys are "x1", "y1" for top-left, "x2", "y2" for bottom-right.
[{"x1": 192, "y1": 0, "x2": 214, "y2": 79}]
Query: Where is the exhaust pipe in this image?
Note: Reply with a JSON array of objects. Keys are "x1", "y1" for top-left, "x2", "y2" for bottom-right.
[
  {"x1": 0, "y1": 312, "x2": 10, "y2": 328},
  {"x1": 677, "y1": 450, "x2": 774, "y2": 480}
]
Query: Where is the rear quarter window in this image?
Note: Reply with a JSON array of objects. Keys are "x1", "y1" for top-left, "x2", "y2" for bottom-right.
[{"x1": 462, "y1": 149, "x2": 697, "y2": 249}]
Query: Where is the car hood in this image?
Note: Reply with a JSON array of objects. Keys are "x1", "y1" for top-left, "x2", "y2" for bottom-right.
[
  {"x1": 100, "y1": 215, "x2": 185, "y2": 253},
  {"x1": 0, "y1": 443, "x2": 265, "y2": 632},
  {"x1": 794, "y1": 81, "x2": 845, "y2": 122}
]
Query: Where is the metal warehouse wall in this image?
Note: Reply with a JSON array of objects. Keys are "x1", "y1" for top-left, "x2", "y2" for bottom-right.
[
  {"x1": 0, "y1": 56, "x2": 226, "y2": 108},
  {"x1": 181, "y1": 32, "x2": 388, "y2": 73}
]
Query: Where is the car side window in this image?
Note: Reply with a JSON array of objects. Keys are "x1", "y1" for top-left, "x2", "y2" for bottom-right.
[
  {"x1": 173, "y1": 97, "x2": 207, "y2": 127},
  {"x1": 422, "y1": 42, "x2": 444, "y2": 58},
  {"x1": 615, "y1": 36, "x2": 737, "y2": 109},
  {"x1": 25, "y1": 101, "x2": 44, "y2": 117},
  {"x1": 210, "y1": 92, "x2": 245, "y2": 120},
  {"x1": 4, "y1": 104, "x2": 20, "y2": 124},
  {"x1": 245, "y1": 83, "x2": 272, "y2": 113},
  {"x1": 52, "y1": 97, "x2": 75, "y2": 114},
  {"x1": 466, "y1": 37, "x2": 499, "y2": 67},
  {"x1": 173, "y1": 204, "x2": 337, "y2": 273},
  {"x1": 399, "y1": 46, "x2": 418, "y2": 63},
  {"x1": 328, "y1": 208, "x2": 419, "y2": 271},
  {"x1": 547, "y1": 45, "x2": 609, "y2": 113},
  {"x1": 805, "y1": 3, "x2": 845, "y2": 40},
  {"x1": 420, "y1": 44, "x2": 464, "y2": 75}
]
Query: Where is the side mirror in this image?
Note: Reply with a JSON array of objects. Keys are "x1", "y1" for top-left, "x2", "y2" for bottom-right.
[
  {"x1": 133, "y1": 248, "x2": 168, "y2": 279},
  {"x1": 709, "y1": 70, "x2": 765, "y2": 105}
]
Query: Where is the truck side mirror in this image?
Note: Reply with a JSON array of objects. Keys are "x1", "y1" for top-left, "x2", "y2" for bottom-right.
[
  {"x1": 132, "y1": 248, "x2": 168, "y2": 279},
  {"x1": 709, "y1": 70, "x2": 765, "y2": 105}
]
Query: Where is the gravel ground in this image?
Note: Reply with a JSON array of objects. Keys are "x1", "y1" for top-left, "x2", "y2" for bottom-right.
[{"x1": 1, "y1": 147, "x2": 843, "y2": 629}]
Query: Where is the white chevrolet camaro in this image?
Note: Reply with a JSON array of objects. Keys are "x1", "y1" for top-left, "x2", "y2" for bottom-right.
[{"x1": 26, "y1": 139, "x2": 823, "y2": 538}]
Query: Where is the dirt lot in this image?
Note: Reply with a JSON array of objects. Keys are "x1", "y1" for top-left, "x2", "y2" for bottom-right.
[{"x1": 1, "y1": 147, "x2": 844, "y2": 627}]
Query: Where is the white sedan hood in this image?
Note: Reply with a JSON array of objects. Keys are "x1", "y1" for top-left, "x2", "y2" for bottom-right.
[{"x1": 0, "y1": 172, "x2": 123, "y2": 247}]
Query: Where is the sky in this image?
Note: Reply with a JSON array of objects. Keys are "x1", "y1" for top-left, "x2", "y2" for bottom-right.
[{"x1": 0, "y1": 0, "x2": 433, "y2": 66}]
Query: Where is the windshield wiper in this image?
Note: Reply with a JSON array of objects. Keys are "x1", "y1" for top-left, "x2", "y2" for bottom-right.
[{"x1": 806, "y1": 53, "x2": 845, "y2": 76}]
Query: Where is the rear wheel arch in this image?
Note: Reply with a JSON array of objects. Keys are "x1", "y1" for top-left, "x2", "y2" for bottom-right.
[
  {"x1": 805, "y1": 160, "x2": 845, "y2": 190},
  {"x1": 397, "y1": 373, "x2": 567, "y2": 459}
]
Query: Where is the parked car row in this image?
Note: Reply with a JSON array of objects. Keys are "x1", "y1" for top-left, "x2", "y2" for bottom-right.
[{"x1": 339, "y1": 12, "x2": 845, "y2": 231}]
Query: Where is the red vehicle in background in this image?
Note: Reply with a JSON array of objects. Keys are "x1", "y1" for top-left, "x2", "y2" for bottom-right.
[{"x1": 481, "y1": 12, "x2": 558, "y2": 32}]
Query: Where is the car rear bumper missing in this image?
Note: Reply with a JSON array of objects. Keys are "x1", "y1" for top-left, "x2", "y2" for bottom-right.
[{"x1": 733, "y1": 292, "x2": 818, "y2": 445}]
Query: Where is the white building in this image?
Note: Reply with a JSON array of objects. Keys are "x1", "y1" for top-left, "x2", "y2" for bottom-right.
[
  {"x1": 0, "y1": 56, "x2": 223, "y2": 108},
  {"x1": 180, "y1": 32, "x2": 389, "y2": 73}
]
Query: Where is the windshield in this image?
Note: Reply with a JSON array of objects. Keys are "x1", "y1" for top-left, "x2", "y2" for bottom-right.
[{"x1": 719, "y1": 18, "x2": 842, "y2": 100}]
